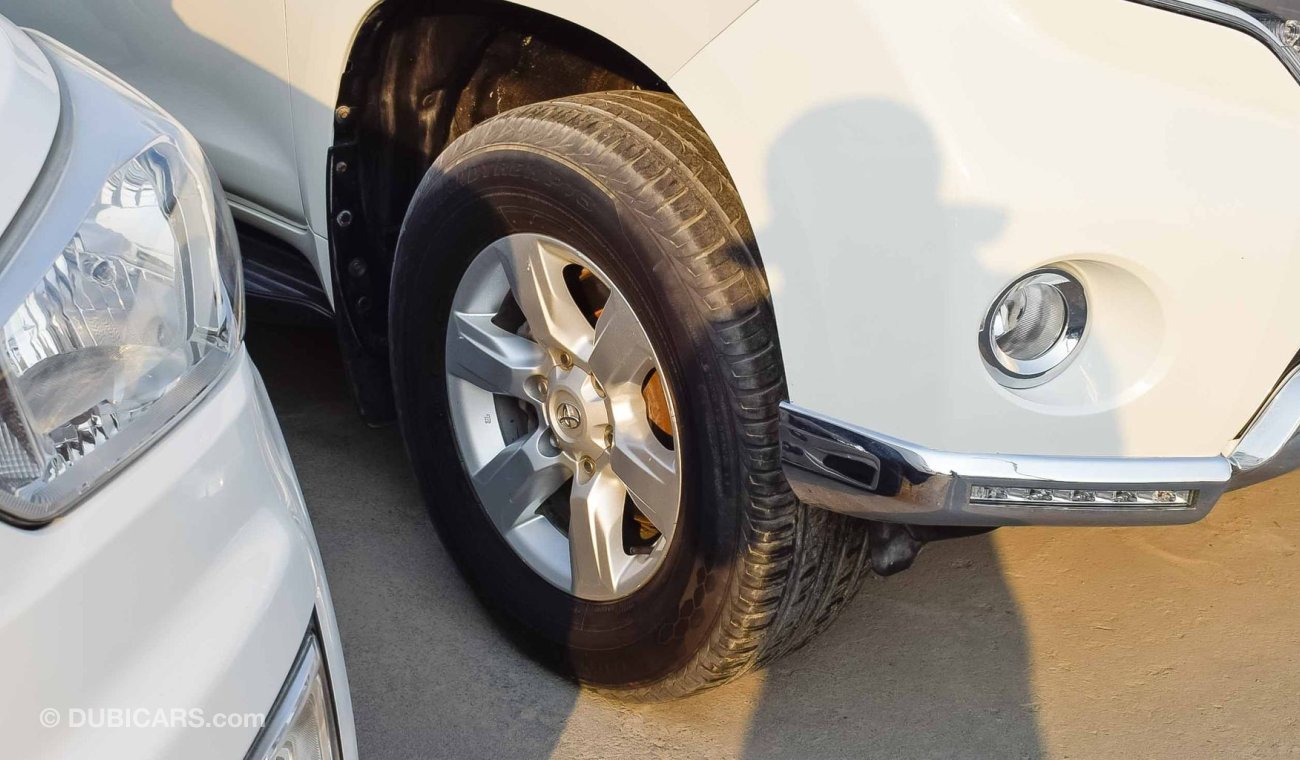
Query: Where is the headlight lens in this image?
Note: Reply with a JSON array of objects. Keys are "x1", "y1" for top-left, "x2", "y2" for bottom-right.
[
  {"x1": 248, "y1": 634, "x2": 341, "y2": 760},
  {"x1": 1133, "y1": 1, "x2": 1300, "y2": 83},
  {"x1": 0, "y1": 137, "x2": 241, "y2": 524},
  {"x1": 1229, "y1": 2, "x2": 1300, "y2": 50},
  {"x1": 980, "y1": 268, "x2": 1087, "y2": 389}
]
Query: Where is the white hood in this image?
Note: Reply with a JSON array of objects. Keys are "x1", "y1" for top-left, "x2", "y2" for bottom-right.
[{"x1": 0, "y1": 15, "x2": 58, "y2": 240}]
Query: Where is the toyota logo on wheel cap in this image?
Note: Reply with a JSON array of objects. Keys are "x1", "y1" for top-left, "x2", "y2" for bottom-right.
[{"x1": 557, "y1": 402, "x2": 583, "y2": 430}]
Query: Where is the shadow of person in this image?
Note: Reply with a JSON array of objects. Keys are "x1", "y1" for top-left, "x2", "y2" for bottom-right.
[
  {"x1": 752, "y1": 99, "x2": 1003, "y2": 415},
  {"x1": 31, "y1": 0, "x2": 1068, "y2": 742},
  {"x1": 744, "y1": 535, "x2": 1042, "y2": 758},
  {"x1": 739, "y1": 100, "x2": 1043, "y2": 758},
  {"x1": 248, "y1": 98, "x2": 1042, "y2": 757}
]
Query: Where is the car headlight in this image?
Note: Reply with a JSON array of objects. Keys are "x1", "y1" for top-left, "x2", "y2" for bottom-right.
[
  {"x1": 0, "y1": 37, "x2": 242, "y2": 525},
  {"x1": 1134, "y1": 1, "x2": 1300, "y2": 82},
  {"x1": 1224, "y1": 1, "x2": 1300, "y2": 47},
  {"x1": 247, "y1": 633, "x2": 341, "y2": 760}
]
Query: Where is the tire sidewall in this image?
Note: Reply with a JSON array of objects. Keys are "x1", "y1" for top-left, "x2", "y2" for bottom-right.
[{"x1": 390, "y1": 144, "x2": 744, "y2": 686}]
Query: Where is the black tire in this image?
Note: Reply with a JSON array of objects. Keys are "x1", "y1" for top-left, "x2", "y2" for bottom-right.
[{"x1": 389, "y1": 90, "x2": 871, "y2": 699}]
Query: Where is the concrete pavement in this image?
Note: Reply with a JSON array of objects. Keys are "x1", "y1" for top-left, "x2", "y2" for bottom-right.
[{"x1": 250, "y1": 323, "x2": 1300, "y2": 760}]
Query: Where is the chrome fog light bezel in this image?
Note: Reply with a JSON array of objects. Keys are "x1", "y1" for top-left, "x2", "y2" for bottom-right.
[{"x1": 980, "y1": 267, "x2": 1088, "y2": 389}]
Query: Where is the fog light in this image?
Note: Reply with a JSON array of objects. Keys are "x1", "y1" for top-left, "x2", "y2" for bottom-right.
[
  {"x1": 980, "y1": 268, "x2": 1087, "y2": 388},
  {"x1": 248, "y1": 634, "x2": 340, "y2": 760},
  {"x1": 970, "y1": 485, "x2": 1193, "y2": 507}
]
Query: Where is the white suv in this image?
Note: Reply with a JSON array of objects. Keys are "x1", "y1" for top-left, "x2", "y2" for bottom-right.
[
  {"x1": 0, "y1": 15, "x2": 355, "y2": 760},
  {"x1": 9, "y1": 0, "x2": 1300, "y2": 699}
]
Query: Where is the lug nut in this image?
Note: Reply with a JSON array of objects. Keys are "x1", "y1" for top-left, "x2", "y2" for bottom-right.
[
  {"x1": 579, "y1": 456, "x2": 595, "y2": 476},
  {"x1": 533, "y1": 376, "x2": 548, "y2": 397},
  {"x1": 547, "y1": 432, "x2": 559, "y2": 449},
  {"x1": 558, "y1": 352, "x2": 573, "y2": 370}
]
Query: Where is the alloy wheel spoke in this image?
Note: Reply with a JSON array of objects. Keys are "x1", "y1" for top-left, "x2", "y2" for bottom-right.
[
  {"x1": 588, "y1": 290, "x2": 656, "y2": 389},
  {"x1": 610, "y1": 430, "x2": 679, "y2": 538},
  {"x1": 451, "y1": 234, "x2": 683, "y2": 601},
  {"x1": 493, "y1": 235, "x2": 595, "y2": 359},
  {"x1": 447, "y1": 311, "x2": 546, "y2": 399},
  {"x1": 473, "y1": 429, "x2": 570, "y2": 534},
  {"x1": 568, "y1": 463, "x2": 631, "y2": 599}
]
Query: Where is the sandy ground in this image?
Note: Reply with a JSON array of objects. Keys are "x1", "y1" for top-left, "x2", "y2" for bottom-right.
[{"x1": 250, "y1": 324, "x2": 1300, "y2": 759}]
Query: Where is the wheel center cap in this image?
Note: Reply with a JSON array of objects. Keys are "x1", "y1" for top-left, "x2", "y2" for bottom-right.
[
  {"x1": 556, "y1": 401, "x2": 583, "y2": 431},
  {"x1": 546, "y1": 366, "x2": 609, "y2": 457}
]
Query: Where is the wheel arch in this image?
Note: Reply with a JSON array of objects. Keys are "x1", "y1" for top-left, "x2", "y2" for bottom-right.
[{"x1": 326, "y1": 0, "x2": 752, "y2": 421}]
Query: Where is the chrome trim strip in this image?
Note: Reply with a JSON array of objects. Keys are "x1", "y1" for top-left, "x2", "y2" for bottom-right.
[
  {"x1": 227, "y1": 195, "x2": 322, "y2": 266},
  {"x1": 1127, "y1": 0, "x2": 1300, "y2": 86},
  {"x1": 780, "y1": 353, "x2": 1300, "y2": 522},
  {"x1": 780, "y1": 403, "x2": 1231, "y2": 526},
  {"x1": 1228, "y1": 365, "x2": 1300, "y2": 488},
  {"x1": 784, "y1": 360, "x2": 1300, "y2": 525}
]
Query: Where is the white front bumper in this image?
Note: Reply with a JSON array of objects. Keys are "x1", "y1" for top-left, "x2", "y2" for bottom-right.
[{"x1": 0, "y1": 349, "x2": 357, "y2": 760}]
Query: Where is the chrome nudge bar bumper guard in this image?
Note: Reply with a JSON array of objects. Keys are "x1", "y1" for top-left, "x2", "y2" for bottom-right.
[{"x1": 780, "y1": 370, "x2": 1300, "y2": 526}]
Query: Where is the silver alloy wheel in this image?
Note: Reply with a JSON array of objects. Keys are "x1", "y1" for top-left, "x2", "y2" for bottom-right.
[{"x1": 445, "y1": 233, "x2": 682, "y2": 601}]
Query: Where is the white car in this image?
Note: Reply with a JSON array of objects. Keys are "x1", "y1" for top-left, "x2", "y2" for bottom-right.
[
  {"x1": 9, "y1": 0, "x2": 1300, "y2": 699},
  {"x1": 0, "y1": 15, "x2": 356, "y2": 760}
]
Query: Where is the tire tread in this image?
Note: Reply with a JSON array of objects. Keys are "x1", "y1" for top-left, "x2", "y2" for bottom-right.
[{"x1": 435, "y1": 91, "x2": 871, "y2": 699}]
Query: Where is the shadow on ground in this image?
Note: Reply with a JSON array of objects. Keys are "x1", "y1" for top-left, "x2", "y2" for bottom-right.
[{"x1": 249, "y1": 323, "x2": 1043, "y2": 760}]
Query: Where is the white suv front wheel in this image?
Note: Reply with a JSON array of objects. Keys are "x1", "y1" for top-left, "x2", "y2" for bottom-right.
[{"x1": 389, "y1": 91, "x2": 871, "y2": 699}]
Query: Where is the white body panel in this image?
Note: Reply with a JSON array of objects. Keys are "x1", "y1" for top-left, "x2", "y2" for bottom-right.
[
  {"x1": 673, "y1": 0, "x2": 1300, "y2": 457},
  {"x1": 1, "y1": 0, "x2": 753, "y2": 301},
  {"x1": 0, "y1": 351, "x2": 358, "y2": 760},
  {"x1": 7, "y1": 0, "x2": 1299, "y2": 459},
  {"x1": 1, "y1": 0, "x2": 304, "y2": 223},
  {"x1": 0, "y1": 16, "x2": 56, "y2": 237}
]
